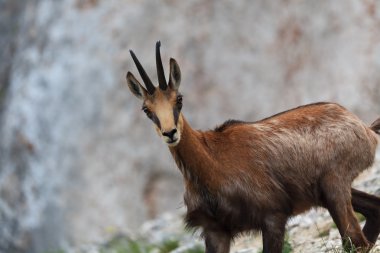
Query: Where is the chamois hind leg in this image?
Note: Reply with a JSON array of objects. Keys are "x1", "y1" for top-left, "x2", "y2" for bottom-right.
[
  {"x1": 321, "y1": 176, "x2": 370, "y2": 252},
  {"x1": 351, "y1": 188, "x2": 380, "y2": 245},
  {"x1": 204, "y1": 230, "x2": 231, "y2": 253},
  {"x1": 262, "y1": 213, "x2": 288, "y2": 253}
]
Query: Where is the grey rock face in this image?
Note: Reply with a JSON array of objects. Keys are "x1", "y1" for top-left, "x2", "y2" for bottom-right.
[
  {"x1": 0, "y1": 0, "x2": 24, "y2": 113},
  {"x1": 0, "y1": 0, "x2": 380, "y2": 252}
]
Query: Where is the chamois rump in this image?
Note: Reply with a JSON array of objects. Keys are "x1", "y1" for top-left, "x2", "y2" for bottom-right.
[{"x1": 125, "y1": 42, "x2": 380, "y2": 253}]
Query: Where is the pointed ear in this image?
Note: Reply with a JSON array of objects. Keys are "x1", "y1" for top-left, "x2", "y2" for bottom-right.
[
  {"x1": 168, "y1": 58, "x2": 181, "y2": 90},
  {"x1": 126, "y1": 72, "x2": 147, "y2": 100}
]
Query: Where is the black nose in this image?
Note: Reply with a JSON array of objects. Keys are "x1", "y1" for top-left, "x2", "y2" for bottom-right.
[{"x1": 162, "y1": 129, "x2": 177, "y2": 139}]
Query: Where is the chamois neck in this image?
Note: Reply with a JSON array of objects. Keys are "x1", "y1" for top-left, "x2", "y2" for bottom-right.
[
  {"x1": 169, "y1": 114, "x2": 203, "y2": 158},
  {"x1": 169, "y1": 114, "x2": 215, "y2": 183},
  {"x1": 175, "y1": 115, "x2": 201, "y2": 147}
]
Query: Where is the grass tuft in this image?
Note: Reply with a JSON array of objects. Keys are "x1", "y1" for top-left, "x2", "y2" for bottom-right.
[
  {"x1": 158, "y1": 239, "x2": 180, "y2": 253},
  {"x1": 99, "y1": 235, "x2": 204, "y2": 253},
  {"x1": 355, "y1": 212, "x2": 366, "y2": 223},
  {"x1": 258, "y1": 235, "x2": 293, "y2": 253}
]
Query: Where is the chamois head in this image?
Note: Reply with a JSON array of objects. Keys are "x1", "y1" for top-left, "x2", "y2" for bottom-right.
[{"x1": 126, "y1": 42, "x2": 182, "y2": 146}]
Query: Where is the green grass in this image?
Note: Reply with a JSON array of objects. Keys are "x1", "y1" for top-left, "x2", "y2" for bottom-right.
[
  {"x1": 318, "y1": 228, "x2": 331, "y2": 238},
  {"x1": 100, "y1": 236, "x2": 151, "y2": 253},
  {"x1": 258, "y1": 235, "x2": 293, "y2": 253},
  {"x1": 323, "y1": 238, "x2": 359, "y2": 253},
  {"x1": 185, "y1": 245, "x2": 204, "y2": 253},
  {"x1": 99, "y1": 235, "x2": 204, "y2": 253},
  {"x1": 44, "y1": 250, "x2": 65, "y2": 253},
  {"x1": 317, "y1": 212, "x2": 367, "y2": 252},
  {"x1": 355, "y1": 212, "x2": 366, "y2": 223},
  {"x1": 44, "y1": 235, "x2": 204, "y2": 253},
  {"x1": 282, "y1": 238, "x2": 292, "y2": 253},
  {"x1": 157, "y1": 239, "x2": 180, "y2": 253}
]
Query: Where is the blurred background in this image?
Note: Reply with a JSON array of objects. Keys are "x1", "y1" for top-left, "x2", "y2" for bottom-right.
[{"x1": 0, "y1": 0, "x2": 380, "y2": 252}]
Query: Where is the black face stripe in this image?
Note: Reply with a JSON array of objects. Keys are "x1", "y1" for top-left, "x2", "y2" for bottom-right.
[
  {"x1": 150, "y1": 113, "x2": 161, "y2": 130},
  {"x1": 173, "y1": 94, "x2": 182, "y2": 125},
  {"x1": 149, "y1": 110, "x2": 179, "y2": 130},
  {"x1": 173, "y1": 106, "x2": 180, "y2": 125}
]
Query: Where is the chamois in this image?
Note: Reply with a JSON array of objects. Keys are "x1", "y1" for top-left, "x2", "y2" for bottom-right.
[{"x1": 125, "y1": 42, "x2": 380, "y2": 253}]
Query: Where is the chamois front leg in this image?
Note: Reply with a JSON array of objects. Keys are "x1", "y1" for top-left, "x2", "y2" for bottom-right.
[
  {"x1": 204, "y1": 230, "x2": 231, "y2": 253},
  {"x1": 261, "y1": 213, "x2": 288, "y2": 253}
]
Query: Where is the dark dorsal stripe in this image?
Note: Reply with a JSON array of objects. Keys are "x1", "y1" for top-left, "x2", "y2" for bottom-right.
[{"x1": 214, "y1": 119, "x2": 246, "y2": 132}]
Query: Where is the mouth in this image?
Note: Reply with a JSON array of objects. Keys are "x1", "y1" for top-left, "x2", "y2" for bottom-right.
[
  {"x1": 162, "y1": 131, "x2": 181, "y2": 146},
  {"x1": 166, "y1": 138, "x2": 180, "y2": 146}
]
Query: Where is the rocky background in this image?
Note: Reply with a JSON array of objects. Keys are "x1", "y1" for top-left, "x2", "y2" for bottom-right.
[{"x1": 0, "y1": 0, "x2": 380, "y2": 253}]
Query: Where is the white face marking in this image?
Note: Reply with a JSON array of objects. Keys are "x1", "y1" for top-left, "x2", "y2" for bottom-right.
[
  {"x1": 154, "y1": 101, "x2": 180, "y2": 146},
  {"x1": 154, "y1": 111, "x2": 181, "y2": 147},
  {"x1": 155, "y1": 100, "x2": 175, "y2": 132}
]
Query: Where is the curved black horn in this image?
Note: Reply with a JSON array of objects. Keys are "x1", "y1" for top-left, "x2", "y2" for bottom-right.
[
  {"x1": 156, "y1": 41, "x2": 167, "y2": 90},
  {"x1": 129, "y1": 50, "x2": 156, "y2": 95}
]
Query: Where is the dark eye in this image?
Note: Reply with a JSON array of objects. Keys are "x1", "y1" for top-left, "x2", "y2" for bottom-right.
[
  {"x1": 142, "y1": 106, "x2": 152, "y2": 118},
  {"x1": 177, "y1": 95, "x2": 182, "y2": 106}
]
